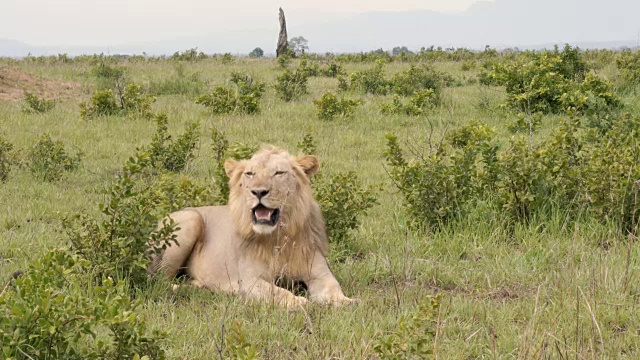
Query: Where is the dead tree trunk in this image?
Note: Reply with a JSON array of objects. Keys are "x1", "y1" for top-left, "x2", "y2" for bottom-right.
[{"x1": 276, "y1": 7, "x2": 288, "y2": 57}]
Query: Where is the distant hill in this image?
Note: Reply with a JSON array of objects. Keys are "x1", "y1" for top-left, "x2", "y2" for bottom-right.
[{"x1": 1, "y1": 0, "x2": 639, "y2": 56}]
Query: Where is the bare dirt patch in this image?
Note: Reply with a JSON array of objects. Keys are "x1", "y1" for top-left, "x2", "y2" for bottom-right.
[{"x1": 0, "y1": 67, "x2": 81, "y2": 101}]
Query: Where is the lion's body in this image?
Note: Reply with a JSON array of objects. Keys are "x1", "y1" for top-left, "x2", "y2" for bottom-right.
[{"x1": 150, "y1": 147, "x2": 352, "y2": 307}]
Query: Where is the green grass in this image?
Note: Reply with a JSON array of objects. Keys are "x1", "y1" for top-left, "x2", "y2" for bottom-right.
[{"x1": 1, "y1": 56, "x2": 640, "y2": 359}]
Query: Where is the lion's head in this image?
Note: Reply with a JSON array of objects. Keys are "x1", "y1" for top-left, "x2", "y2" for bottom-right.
[{"x1": 224, "y1": 147, "x2": 321, "y2": 239}]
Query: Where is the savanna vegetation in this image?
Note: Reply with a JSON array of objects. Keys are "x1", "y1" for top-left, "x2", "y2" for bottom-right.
[{"x1": 1, "y1": 44, "x2": 640, "y2": 358}]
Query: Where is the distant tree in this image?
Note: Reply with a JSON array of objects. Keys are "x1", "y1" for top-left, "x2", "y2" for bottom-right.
[
  {"x1": 289, "y1": 36, "x2": 309, "y2": 55},
  {"x1": 392, "y1": 46, "x2": 413, "y2": 56},
  {"x1": 249, "y1": 47, "x2": 264, "y2": 58}
]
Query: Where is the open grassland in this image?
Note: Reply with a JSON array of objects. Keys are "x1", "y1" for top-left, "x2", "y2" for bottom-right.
[{"x1": 1, "y1": 49, "x2": 640, "y2": 359}]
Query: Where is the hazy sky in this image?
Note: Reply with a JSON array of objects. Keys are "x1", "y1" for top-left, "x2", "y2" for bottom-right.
[{"x1": 3, "y1": 0, "x2": 487, "y2": 46}]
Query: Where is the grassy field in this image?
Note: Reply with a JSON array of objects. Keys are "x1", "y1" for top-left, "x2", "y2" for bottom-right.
[{"x1": 1, "y1": 52, "x2": 640, "y2": 359}]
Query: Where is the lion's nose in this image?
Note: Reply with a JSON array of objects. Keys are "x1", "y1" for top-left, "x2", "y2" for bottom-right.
[{"x1": 251, "y1": 189, "x2": 269, "y2": 200}]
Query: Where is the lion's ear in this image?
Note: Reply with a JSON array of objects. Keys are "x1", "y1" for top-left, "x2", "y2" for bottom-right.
[
  {"x1": 296, "y1": 155, "x2": 320, "y2": 178},
  {"x1": 224, "y1": 159, "x2": 240, "y2": 178}
]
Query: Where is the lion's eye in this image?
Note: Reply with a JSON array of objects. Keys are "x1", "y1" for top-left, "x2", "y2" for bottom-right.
[
  {"x1": 275, "y1": 171, "x2": 286, "y2": 176},
  {"x1": 244, "y1": 171, "x2": 255, "y2": 177}
]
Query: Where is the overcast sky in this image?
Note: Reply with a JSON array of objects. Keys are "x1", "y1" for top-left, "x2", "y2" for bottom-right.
[{"x1": 3, "y1": 0, "x2": 487, "y2": 46}]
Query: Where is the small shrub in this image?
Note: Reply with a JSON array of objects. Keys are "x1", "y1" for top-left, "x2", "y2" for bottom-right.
[
  {"x1": 146, "y1": 113, "x2": 200, "y2": 172},
  {"x1": 298, "y1": 58, "x2": 320, "y2": 77},
  {"x1": 224, "y1": 320, "x2": 259, "y2": 360},
  {"x1": 80, "y1": 84, "x2": 156, "y2": 119},
  {"x1": 312, "y1": 91, "x2": 361, "y2": 120},
  {"x1": 297, "y1": 131, "x2": 378, "y2": 258},
  {"x1": 64, "y1": 151, "x2": 212, "y2": 287},
  {"x1": 373, "y1": 295, "x2": 440, "y2": 359},
  {"x1": 507, "y1": 112, "x2": 543, "y2": 133},
  {"x1": 120, "y1": 83, "x2": 156, "y2": 119},
  {"x1": 349, "y1": 61, "x2": 390, "y2": 95},
  {"x1": 209, "y1": 128, "x2": 257, "y2": 203},
  {"x1": 0, "y1": 250, "x2": 167, "y2": 359},
  {"x1": 220, "y1": 53, "x2": 235, "y2": 65},
  {"x1": 274, "y1": 69, "x2": 309, "y2": 101},
  {"x1": 196, "y1": 73, "x2": 266, "y2": 114},
  {"x1": 80, "y1": 90, "x2": 120, "y2": 119},
  {"x1": 384, "y1": 121, "x2": 498, "y2": 229},
  {"x1": 390, "y1": 65, "x2": 442, "y2": 97},
  {"x1": 314, "y1": 171, "x2": 378, "y2": 257},
  {"x1": 28, "y1": 133, "x2": 82, "y2": 182},
  {"x1": 171, "y1": 48, "x2": 207, "y2": 61},
  {"x1": 380, "y1": 89, "x2": 438, "y2": 116},
  {"x1": 22, "y1": 92, "x2": 55, "y2": 113},
  {"x1": 461, "y1": 61, "x2": 476, "y2": 71},
  {"x1": 320, "y1": 62, "x2": 345, "y2": 77},
  {"x1": 615, "y1": 49, "x2": 640, "y2": 88},
  {"x1": 0, "y1": 135, "x2": 16, "y2": 182}
]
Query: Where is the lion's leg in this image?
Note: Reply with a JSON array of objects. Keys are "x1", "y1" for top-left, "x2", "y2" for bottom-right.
[
  {"x1": 238, "y1": 259, "x2": 308, "y2": 308},
  {"x1": 149, "y1": 209, "x2": 204, "y2": 279},
  {"x1": 304, "y1": 250, "x2": 354, "y2": 306}
]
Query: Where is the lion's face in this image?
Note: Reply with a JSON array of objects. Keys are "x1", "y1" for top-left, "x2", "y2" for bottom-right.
[{"x1": 225, "y1": 148, "x2": 319, "y2": 236}]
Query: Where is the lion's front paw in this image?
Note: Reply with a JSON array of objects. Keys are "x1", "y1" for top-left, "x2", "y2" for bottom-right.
[{"x1": 284, "y1": 295, "x2": 309, "y2": 309}]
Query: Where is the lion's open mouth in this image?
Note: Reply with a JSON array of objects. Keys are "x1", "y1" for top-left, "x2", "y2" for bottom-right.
[{"x1": 251, "y1": 204, "x2": 280, "y2": 226}]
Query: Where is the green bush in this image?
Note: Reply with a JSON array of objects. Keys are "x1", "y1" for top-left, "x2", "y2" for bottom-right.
[
  {"x1": 171, "y1": 48, "x2": 207, "y2": 61},
  {"x1": 298, "y1": 131, "x2": 378, "y2": 258},
  {"x1": 22, "y1": 92, "x2": 55, "y2": 113},
  {"x1": 248, "y1": 47, "x2": 264, "y2": 58},
  {"x1": 312, "y1": 91, "x2": 361, "y2": 120},
  {"x1": 63, "y1": 151, "x2": 212, "y2": 287},
  {"x1": 314, "y1": 171, "x2": 378, "y2": 257},
  {"x1": 80, "y1": 84, "x2": 156, "y2": 119},
  {"x1": 80, "y1": 90, "x2": 120, "y2": 118},
  {"x1": 274, "y1": 69, "x2": 309, "y2": 101},
  {"x1": 507, "y1": 112, "x2": 543, "y2": 133},
  {"x1": 384, "y1": 121, "x2": 498, "y2": 229},
  {"x1": 0, "y1": 134, "x2": 15, "y2": 182},
  {"x1": 320, "y1": 62, "x2": 345, "y2": 77},
  {"x1": 373, "y1": 296, "x2": 440, "y2": 359},
  {"x1": 380, "y1": 89, "x2": 438, "y2": 116},
  {"x1": 349, "y1": 61, "x2": 390, "y2": 95},
  {"x1": 389, "y1": 65, "x2": 443, "y2": 97},
  {"x1": 146, "y1": 113, "x2": 199, "y2": 172},
  {"x1": 209, "y1": 128, "x2": 258, "y2": 204},
  {"x1": 220, "y1": 53, "x2": 235, "y2": 65},
  {"x1": 28, "y1": 133, "x2": 82, "y2": 182},
  {"x1": 480, "y1": 45, "x2": 618, "y2": 116},
  {"x1": 196, "y1": 73, "x2": 266, "y2": 114},
  {"x1": 0, "y1": 250, "x2": 166, "y2": 359},
  {"x1": 616, "y1": 50, "x2": 640, "y2": 88}
]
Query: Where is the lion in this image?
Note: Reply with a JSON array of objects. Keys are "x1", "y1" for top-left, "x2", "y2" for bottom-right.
[{"x1": 149, "y1": 146, "x2": 354, "y2": 308}]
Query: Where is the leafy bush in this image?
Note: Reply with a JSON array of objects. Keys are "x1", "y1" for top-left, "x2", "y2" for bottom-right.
[
  {"x1": 146, "y1": 113, "x2": 199, "y2": 172},
  {"x1": 171, "y1": 48, "x2": 207, "y2": 61},
  {"x1": 22, "y1": 92, "x2": 55, "y2": 113},
  {"x1": 0, "y1": 250, "x2": 166, "y2": 359},
  {"x1": 220, "y1": 53, "x2": 235, "y2": 65},
  {"x1": 297, "y1": 131, "x2": 378, "y2": 258},
  {"x1": 389, "y1": 65, "x2": 443, "y2": 97},
  {"x1": 312, "y1": 91, "x2": 361, "y2": 120},
  {"x1": 507, "y1": 112, "x2": 543, "y2": 133},
  {"x1": 314, "y1": 171, "x2": 378, "y2": 257},
  {"x1": 384, "y1": 121, "x2": 498, "y2": 229},
  {"x1": 274, "y1": 69, "x2": 309, "y2": 101},
  {"x1": 298, "y1": 58, "x2": 320, "y2": 77},
  {"x1": 349, "y1": 61, "x2": 390, "y2": 95},
  {"x1": 480, "y1": 45, "x2": 618, "y2": 116},
  {"x1": 616, "y1": 50, "x2": 640, "y2": 88},
  {"x1": 63, "y1": 151, "x2": 213, "y2": 287},
  {"x1": 80, "y1": 84, "x2": 156, "y2": 119},
  {"x1": 196, "y1": 73, "x2": 266, "y2": 114},
  {"x1": 380, "y1": 89, "x2": 438, "y2": 116},
  {"x1": 0, "y1": 134, "x2": 15, "y2": 182},
  {"x1": 320, "y1": 62, "x2": 345, "y2": 77},
  {"x1": 209, "y1": 128, "x2": 258, "y2": 204},
  {"x1": 373, "y1": 296, "x2": 440, "y2": 359},
  {"x1": 80, "y1": 90, "x2": 120, "y2": 118},
  {"x1": 28, "y1": 133, "x2": 82, "y2": 182}
]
